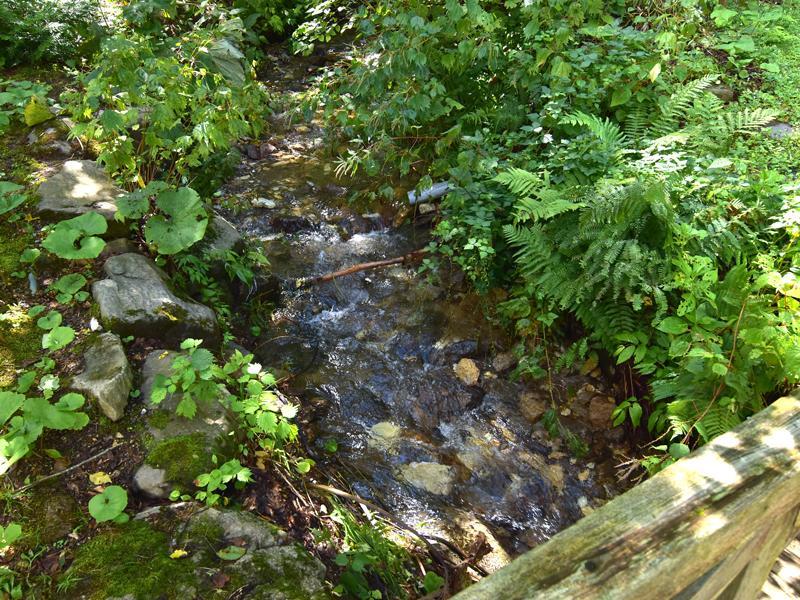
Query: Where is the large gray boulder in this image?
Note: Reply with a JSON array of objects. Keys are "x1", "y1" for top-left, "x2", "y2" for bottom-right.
[
  {"x1": 70, "y1": 333, "x2": 132, "y2": 421},
  {"x1": 36, "y1": 160, "x2": 126, "y2": 236},
  {"x1": 92, "y1": 253, "x2": 219, "y2": 346}
]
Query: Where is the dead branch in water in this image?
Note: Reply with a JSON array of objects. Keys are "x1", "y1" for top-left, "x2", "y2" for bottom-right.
[{"x1": 295, "y1": 248, "x2": 427, "y2": 288}]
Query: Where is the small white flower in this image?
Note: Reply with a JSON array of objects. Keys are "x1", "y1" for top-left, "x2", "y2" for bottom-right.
[
  {"x1": 246, "y1": 362, "x2": 263, "y2": 375},
  {"x1": 89, "y1": 317, "x2": 102, "y2": 331},
  {"x1": 542, "y1": 133, "x2": 554, "y2": 144},
  {"x1": 533, "y1": 126, "x2": 543, "y2": 133}
]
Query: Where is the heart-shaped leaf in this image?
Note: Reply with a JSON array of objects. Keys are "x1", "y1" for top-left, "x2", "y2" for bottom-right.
[
  {"x1": 88, "y1": 485, "x2": 128, "y2": 523},
  {"x1": 37, "y1": 310, "x2": 62, "y2": 330},
  {"x1": 144, "y1": 187, "x2": 207, "y2": 255},
  {"x1": 216, "y1": 545, "x2": 246, "y2": 561},
  {"x1": 42, "y1": 212, "x2": 107, "y2": 260},
  {"x1": 52, "y1": 273, "x2": 87, "y2": 295},
  {"x1": 42, "y1": 326, "x2": 75, "y2": 350}
]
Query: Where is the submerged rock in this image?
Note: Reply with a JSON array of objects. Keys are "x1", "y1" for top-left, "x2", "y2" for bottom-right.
[
  {"x1": 453, "y1": 358, "x2": 480, "y2": 386},
  {"x1": 70, "y1": 332, "x2": 132, "y2": 421},
  {"x1": 92, "y1": 253, "x2": 219, "y2": 346},
  {"x1": 36, "y1": 160, "x2": 126, "y2": 236},
  {"x1": 401, "y1": 462, "x2": 456, "y2": 496}
]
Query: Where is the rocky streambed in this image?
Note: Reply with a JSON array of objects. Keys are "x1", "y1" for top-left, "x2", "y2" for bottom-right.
[{"x1": 218, "y1": 106, "x2": 628, "y2": 569}]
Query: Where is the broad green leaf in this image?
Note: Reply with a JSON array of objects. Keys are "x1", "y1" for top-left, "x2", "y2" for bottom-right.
[
  {"x1": 52, "y1": 273, "x2": 87, "y2": 295},
  {"x1": 88, "y1": 485, "x2": 128, "y2": 523},
  {"x1": 208, "y1": 39, "x2": 246, "y2": 86},
  {"x1": 668, "y1": 442, "x2": 691, "y2": 459},
  {"x1": 42, "y1": 212, "x2": 107, "y2": 259},
  {"x1": 37, "y1": 310, "x2": 62, "y2": 330},
  {"x1": 42, "y1": 326, "x2": 76, "y2": 350},
  {"x1": 610, "y1": 86, "x2": 631, "y2": 107},
  {"x1": 23, "y1": 96, "x2": 53, "y2": 127},
  {"x1": 629, "y1": 402, "x2": 643, "y2": 427},
  {"x1": 0, "y1": 181, "x2": 25, "y2": 215},
  {"x1": 657, "y1": 317, "x2": 688, "y2": 335},
  {"x1": 217, "y1": 545, "x2": 246, "y2": 561},
  {"x1": 0, "y1": 392, "x2": 24, "y2": 426},
  {"x1": 144, "y1": 187, "x2": 207, "y2": 255},
  {"x1": 23, "y1": 394, "x2": 88, "y2": 430}
]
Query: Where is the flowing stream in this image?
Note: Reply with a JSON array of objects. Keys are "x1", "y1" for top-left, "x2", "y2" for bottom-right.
[{"x1": 221, "y1": 49, "x2": 624, "y2": 569}]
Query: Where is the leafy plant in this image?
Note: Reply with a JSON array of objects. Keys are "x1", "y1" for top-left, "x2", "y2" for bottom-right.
[
  {"x1": 0, "y1": 182, "x2": 26, "y2": 215},
  {"x1": 117, "y1": 182, "x2": 208, "y2": 255},
  {"x1": 42, "y1": 212, "x2": 107, "y2": 260},
  {"x1": 88, "y1": 486, "x2": 129, "y2": 523},
  {"x1": 0, "y1": 389, "x2": 89, "y2": 475},
  {"x1": 67, "y1": 22, "x2": 267, "y2": 186},
  {"x1": 0, "y1": 0, "x2": 103, "y2": 67},
  {"x1": 50, "y1": 273, "x2": 89, "y2": 304},
  {"x1": 194, "y1": 458, "x2": 252, "y2": 506},
  {"x1": 0, "y1": 80, "x2": 51, "y2": 133}
]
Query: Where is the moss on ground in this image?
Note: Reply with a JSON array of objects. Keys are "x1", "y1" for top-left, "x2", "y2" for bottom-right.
[
  {"x1": 0, "y1": 303, "x2": 40, "y2": 389},
  {"x1": 61, "y1": 520, "x2": 196, "y2": 600},
  {"x1": 18, "y1": 485, "x2": 82, "y2": 548},
  {"x1": 145, "y1": 432, "x2": 214, "y2": 486}
]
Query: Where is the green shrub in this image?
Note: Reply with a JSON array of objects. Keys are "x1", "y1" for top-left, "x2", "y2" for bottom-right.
[
  {"x1": 0, "y1": 0, "x2": 104, "y2": 67},
  {"x1": 66, "y1": 21, "x2": 268, "y2": 187}
]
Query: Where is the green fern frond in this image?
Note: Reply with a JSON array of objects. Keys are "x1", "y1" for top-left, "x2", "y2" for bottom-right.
[
  {"x1": 515, "y1": 196, "x2": 584, "y2": 223},
  {"x1": 718, "y1": 107, "x2": 779, "y2": 138},
  {"x1": 564, "y1": 111, "x2": 627, "y2": 154},
  {"x1": 696, "y1": 405, "x2": 742, "y2": 442},
  {"x1": 624, "y1": 105, "x2": 648, "y2": 143},
  {"x1": 649, "y1": 74, "x2": 717, "y2": 138},
  {"x1": 494, "y1": 167, "x2": 544, "y2": 197}
]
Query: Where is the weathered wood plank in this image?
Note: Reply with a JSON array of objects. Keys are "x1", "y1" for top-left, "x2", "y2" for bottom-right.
[
  {"x1": 720, "y1": 506, "x2": 800, "y2": 600},
  {"x1": 453, "y1": 393, "x2": 800, "y2": 600}
]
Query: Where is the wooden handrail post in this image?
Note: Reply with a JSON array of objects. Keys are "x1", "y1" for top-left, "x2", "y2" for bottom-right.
[{"x1": 454, "y1": 393, "x2": 800, "y2": 600}]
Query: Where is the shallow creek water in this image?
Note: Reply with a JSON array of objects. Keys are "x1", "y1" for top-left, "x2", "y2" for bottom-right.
[{"x1": 220, "y1": 55, "x2": 624, "y2": 569}]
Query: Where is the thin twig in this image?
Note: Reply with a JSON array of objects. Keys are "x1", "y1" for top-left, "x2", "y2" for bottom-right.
[
  {"x1": 12, "y1": 443, "x2": 122, "y2": 496},
  {"x1": 295, "y1": 249, "x2": 426, "y2": 288}
]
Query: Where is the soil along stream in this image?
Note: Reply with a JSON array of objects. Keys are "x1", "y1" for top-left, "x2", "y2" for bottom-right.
[{"x1": 222, "y1": 71, "x2": 625, "y2": 569}]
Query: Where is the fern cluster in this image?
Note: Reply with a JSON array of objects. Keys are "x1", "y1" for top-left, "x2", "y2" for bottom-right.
[{"x1": 496, "y1": 78, "x2": 800, "y2": 470}]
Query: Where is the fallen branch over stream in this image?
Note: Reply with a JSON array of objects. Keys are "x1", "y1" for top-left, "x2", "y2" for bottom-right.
[{"x1": 295, "y1": 249, "x2": 427, "y2": 288}]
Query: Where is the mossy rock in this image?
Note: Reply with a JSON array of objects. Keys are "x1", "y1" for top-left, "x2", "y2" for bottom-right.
[
  {"x1": 62, "y1": 520, "x2": 197, "y2": 600},
  {"x1": 144, "y1": 432, "x2": 217, "y2": 489},
  {"x1": 61, "y1": 506, "x2": 330, "y2": 600},
  {"x1": 18, "y1": 484, "x2": 81, "y2": 548}
]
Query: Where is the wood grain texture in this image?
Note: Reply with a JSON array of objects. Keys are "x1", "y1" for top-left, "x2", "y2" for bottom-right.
[{"x1": 454, "y1": 393, "x2": 800, "y2": 600}]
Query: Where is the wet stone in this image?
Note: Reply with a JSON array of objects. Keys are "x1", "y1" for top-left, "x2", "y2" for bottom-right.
[
  {"x1": 588, "y1": 395, "x2": 617, "y2": 429},
  {"x1": 767, "y1": 121, "x2": 794, "y2": 139},
  {"x1": 519, "y1": 391, "x2": 547, "y2": 423},
  {"x1": 271, "y1": 214, "x2": 314, "y2": 234},
  {"x1": 708, "y1": 84, "x2": 736, "y2": 102},
  {"x1": 401, "y1": 462, "x2": 456, "y2": 496}
]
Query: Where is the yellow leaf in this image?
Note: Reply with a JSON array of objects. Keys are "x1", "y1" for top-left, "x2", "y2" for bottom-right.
[
  {"x1": 170, "y1": 549, "x2": 189, "y2": 559},
  {"x1": 89, "y1": 471, "x2": 112, "y2": 485},
  {"x1": 24, "y1": 96, "x2": 54, "y2": 127},
  {"x1": 648, "y1": 63, "x2": 662, "y2": 83}
]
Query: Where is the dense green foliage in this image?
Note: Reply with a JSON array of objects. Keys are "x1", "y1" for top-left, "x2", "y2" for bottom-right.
[
  {"x1": 0, "y1": 0, "x2": 104, "y2": 67},
  {"x1": 316, "y1": 0, "x2": 800, "y2": 468}
]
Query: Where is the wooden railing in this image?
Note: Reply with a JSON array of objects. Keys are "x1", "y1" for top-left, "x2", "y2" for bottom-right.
[{"x1": 454, "y1": 392, "x2": 800, "y2": 600}]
